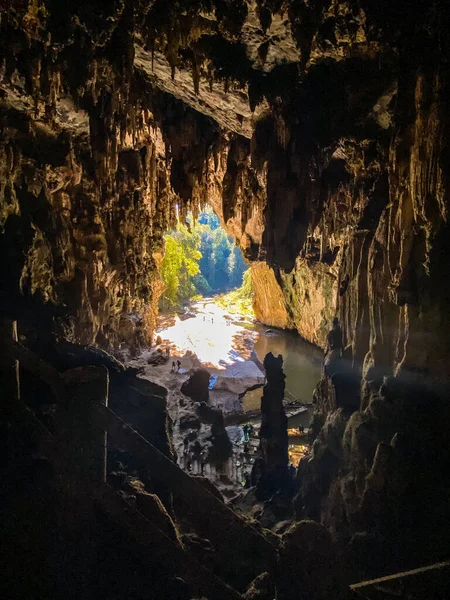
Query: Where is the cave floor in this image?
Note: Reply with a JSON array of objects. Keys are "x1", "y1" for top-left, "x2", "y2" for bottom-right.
[
  {"x1": 122, "y1": 297, "x2": 319, "y2": 499},
  {"x1": 124, "y1": 347, "x2": 251, "y2": 497}
]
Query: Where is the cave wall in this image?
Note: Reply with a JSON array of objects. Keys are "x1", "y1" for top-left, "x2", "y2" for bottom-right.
[
  {"x1": 1, "y1": 0, "x2": 450, "y2": 570},
  {"x1": 2, "y1": 3, "x2": 448, "y2": 356},
  {"x1": 0, "y1": 1, "x2": 227, "y2": 346}
]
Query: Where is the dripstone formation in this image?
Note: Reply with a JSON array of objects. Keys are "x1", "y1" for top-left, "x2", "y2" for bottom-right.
[
  {"x1": 252, "y1": 352, "x2": 289, "y2": 498},
  {"x1": 1, "y1": 0, "x2": 450, "y2": 595}
]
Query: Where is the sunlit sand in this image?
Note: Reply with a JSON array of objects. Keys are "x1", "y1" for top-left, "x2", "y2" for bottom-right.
[{"x1": 157, "y1": 299, "x2": 261, "y2": 376}]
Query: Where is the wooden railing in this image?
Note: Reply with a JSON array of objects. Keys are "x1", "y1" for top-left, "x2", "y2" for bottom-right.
[
  {"x1": 350, "y1": 559, "x2": 450, "y2": 598},
  {"x1": 0, "y1": 328, "x2": 278, "y2": 598}
]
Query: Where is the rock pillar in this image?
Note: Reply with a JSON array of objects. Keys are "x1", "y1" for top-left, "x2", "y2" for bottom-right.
[{"x1": 252, "y1": 352, "x2": 289, "y2": 498}]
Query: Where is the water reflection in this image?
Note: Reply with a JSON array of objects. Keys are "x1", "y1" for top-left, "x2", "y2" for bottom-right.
[
  {"x1": 255, "y1": 329, "x2": 323, "y2": 401},
  {"x1": 243, "y1": 328, "x2": 323, "y2": 412}
]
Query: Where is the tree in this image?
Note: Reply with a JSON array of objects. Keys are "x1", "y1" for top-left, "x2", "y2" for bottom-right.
[
  {"x1": 160, "y1": 235, "x2": 183, "y2": 310},
  {"x1": 228, "y1": 245, "x2": 247, "y2": 288},
  {"x1": 160, "y1": 205, "x2": 249, "y2": 309},
  {"x1": 160, "y1": 224, "x2": 201, "y2": 310}
]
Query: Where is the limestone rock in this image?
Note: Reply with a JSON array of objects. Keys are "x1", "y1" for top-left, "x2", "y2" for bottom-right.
[
  {"x1": 181, "y1": 368, "x2": 210, "y2": 403},
  {"x1": 135, "y1": 492, "x2": 181, "y2": 545},
  {"x1": 251, "y1": 262, "x2": 292, "y2": 330},
  {"x1": 2, "y1": 0, "x2": 450, "y2": 584},
  {"x1": 252, "y1": 352, "x2": 289, "y2": 498},
  {"x1": 191, "y1": 475, "x2": 224, "y2": 502},
  {"x1": 276, "y1": 520, "x2": 345, "y2": 600},
  {"x1": 179, "y1": 413, "x2": 201, "y2": 431}
]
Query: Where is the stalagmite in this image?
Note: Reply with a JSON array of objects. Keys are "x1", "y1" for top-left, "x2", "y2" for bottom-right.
[{"x1": 251, "y1": 352, "x2": 289, "y2": 498}]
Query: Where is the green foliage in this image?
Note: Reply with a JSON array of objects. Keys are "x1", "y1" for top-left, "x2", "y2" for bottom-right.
[
  {"x1": 192, "y1": 272, "x2": 211, "y2": 295},
  {"x1": 195, "y1": 206, "x2": 247, "y2": 292},
  {"x1": 215, "y1": 268, "x2": 254, "y2": 316},
  {"x1": 160, "y1": 223, "x2": 201, "y2": 310},
  {"x1": 159, "y1": 205, "x2": 249, "y2": 310}
]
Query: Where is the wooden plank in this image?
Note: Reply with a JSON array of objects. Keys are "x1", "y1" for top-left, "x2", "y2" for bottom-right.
[
  {"x1": 2, "y1": 337, "x2": 63, "y2": 396},
  {"x1": 91, "y1": 402, "x2": 277, "y2": 566},
  {"x1": 350, "y1": 560, "x2": 450, "y2": 589}
]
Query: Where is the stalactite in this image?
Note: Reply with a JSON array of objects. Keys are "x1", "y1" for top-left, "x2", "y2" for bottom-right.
[{"x1": 192, "y1": 58, "x2": 200, "y2": 96}]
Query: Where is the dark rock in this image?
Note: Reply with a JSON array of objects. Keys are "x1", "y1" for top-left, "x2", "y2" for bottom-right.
[
  {"x1": 195, "y1": 401, "x2": 220, "y2": 424},
  {"x1": 276, "y1": 520, "x2": 346, "y2": 600},
  {"x1": 272, "y1": 520, "x2": 292, "y2": 536},
  {"x1": 179, "y1": 413, "x2": 201, "y2": 430},
  {"x1": 51, "y1": 339, "x2": 126, "y2": 373},
  {"x1": 181, "y1": 368, "x2": 210, "y2": 403},
  {"x1": 251, "y1": 352, "x2": 289, "y2": 499},
  {"x1": 191, "y1": 476, "x2": 224, "y2": 502},
  {"x1": 229, "y1": 487, "x2": 261, "y2": 515},
  {"x1": 107, "y1": 471, "x2": 128, "y2": 489},
  {"x1": 259, "y1": 490, "x2": 293, "y2": 529},
  {"x1": 135, "y1": 492, "x2": 181, "y2": 544},
  {"x1": 125, "y1": 366, "x2": 145, "y2": 377},
  {"x1": 2, "y1": 0, "x2": 450, "y2": 586},
  {"x1": 180, "y1": 532, "x2": 216, "y2": 565},
  {"x1": 344, "y1": 531, "x2": 387, "y2": 582},
  {"x1": 147, "y1": 349, "x2": 168, "y2": 366},
  {"x1": 244, "y1": 572, "x2": 274, "y2": 600}
]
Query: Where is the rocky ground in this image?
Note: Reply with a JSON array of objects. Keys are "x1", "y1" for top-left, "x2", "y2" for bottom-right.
[
  {"x1": 121, "y1": 298, "x2": 315, "y2": 499},
  {"x1": 124, "y1": 343, "x2": 262, "y2": 498}
]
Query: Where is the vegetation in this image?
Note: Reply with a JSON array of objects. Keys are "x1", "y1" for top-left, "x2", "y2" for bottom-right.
[
  {"x1": 215, "y1": 268, "x2": 254, "y2": 317},
  {"x1": 160, "y1": 206, "x2": 249, "y2": 310}
]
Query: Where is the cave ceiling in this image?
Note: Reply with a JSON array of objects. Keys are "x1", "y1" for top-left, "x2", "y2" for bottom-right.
[
  {"x1": 0, "y1": 0, "x2": 410, "y2": 141},
  {"x1": 2, "y1": 3, "x2": 450, "y2": 585},
  {"x1": 1, "y1": 0, "x2": 449, "y2": 367}
]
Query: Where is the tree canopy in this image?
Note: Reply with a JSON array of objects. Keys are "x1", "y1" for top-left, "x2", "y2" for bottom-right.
[{"x1": 160, "y1": 206, "x2": 249, "y2": 310}]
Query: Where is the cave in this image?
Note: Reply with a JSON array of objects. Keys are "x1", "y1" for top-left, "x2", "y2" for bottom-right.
[{"x1": 1, "y1": 1, "x2": 450, "y2": 599}]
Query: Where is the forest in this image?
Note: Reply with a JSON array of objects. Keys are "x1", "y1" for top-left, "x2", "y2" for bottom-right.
[{"x1": 159, "y1": 206, "x2": 249, "y2": 310}]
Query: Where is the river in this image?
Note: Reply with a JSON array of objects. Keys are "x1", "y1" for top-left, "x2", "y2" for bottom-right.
[{"x1": 156, "y1": 297, "x2": 323, "y2": 420}]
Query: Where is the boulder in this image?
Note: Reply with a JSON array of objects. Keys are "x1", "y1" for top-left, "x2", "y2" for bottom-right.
[
  {"x1": 276, "y1": 520, "x2": 344, "y2": 600},
  {"x1": 244, "y1": 572, "x2": 274, "y2": 600},
  {"x1": 180, "y1": 533, "x2": 216, "y2": 568},
  {"x1": 272, "y1": 520, "x2": 292, "y2": 536},
  {"x1": 191, "y1": 475, "x2": 224, "y2": 501},
  {"x1": 181, "y1": 368, "x2": 210, "y2": 403},
  {"x1": 135, "y1": 491, "x2": 181, "y2": 544},
  {"x1": 179, "y1": 413, "x2": 201, "y2": 430},
  {"x1": 146, "y1": 349, "x2": 168, "y2": 366}
]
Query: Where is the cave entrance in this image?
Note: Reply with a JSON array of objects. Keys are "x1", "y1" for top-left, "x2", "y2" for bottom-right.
[
  {"x1": 159, "y1": 204, "x2": 251, "y2": 315},
  {"x1": 153, "y1": 204, "x2": 321, "y2": 491},
  {"x1": 155, "y1": 203, "x2": 257, "y2": 372}
]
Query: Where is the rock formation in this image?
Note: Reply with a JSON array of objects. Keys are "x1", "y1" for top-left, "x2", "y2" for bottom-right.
[
  {"x1": 252, "y1": 352, "x2": 289, "y2": 497},
  {"x1": 276, "y1": 520, "x2": 346, "y2": 600},
  {"x1": 2, "y1": 1, "x2": 450, "y2": 371},
  {"x1": 181, "y1": 368, "x2": 211, "y2": 404},
  {"x1": 1, "y1": 0, "x2": 450, "y2": 590}
]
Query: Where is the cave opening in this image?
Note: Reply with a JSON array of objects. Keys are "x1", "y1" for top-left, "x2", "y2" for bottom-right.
[
  {"x1": 159, "y1": 204, "x2": 250, "y2": 314},
  {"x1": 146, "y1": 205, "x2": 323, "y2": 495}
]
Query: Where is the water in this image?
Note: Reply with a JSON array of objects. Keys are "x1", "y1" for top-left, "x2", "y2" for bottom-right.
[
  {"x1": 157, "y1": 298, "x2": 323, "y2": 417},
  {"x1": 243, "y1": 326, "x2": 323, "y2": 412}
]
